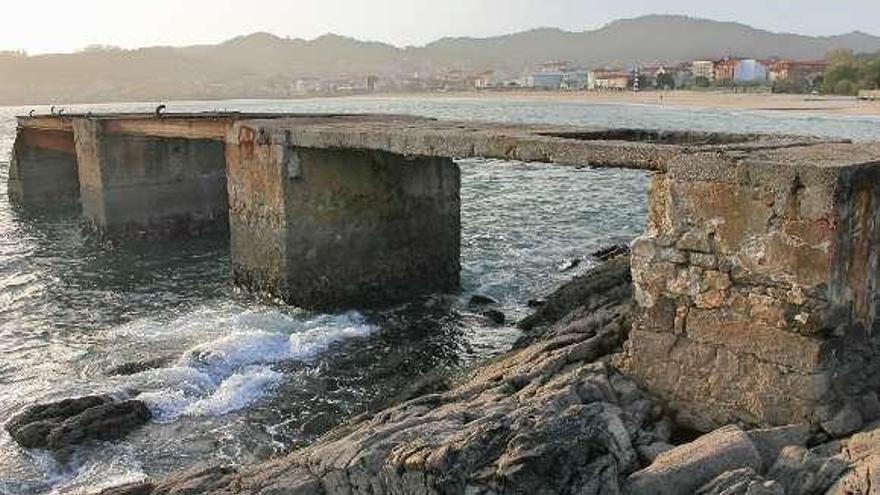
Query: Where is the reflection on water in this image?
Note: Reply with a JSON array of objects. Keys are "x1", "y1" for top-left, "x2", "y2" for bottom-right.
[{"x1": 1, "y1": 97, "x2": 878, "y2": 494}]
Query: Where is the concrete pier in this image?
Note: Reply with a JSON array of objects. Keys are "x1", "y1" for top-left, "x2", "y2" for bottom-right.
[
  {"x1": 72, "y1": 118, "x2": 228, "y2": 238},
  {"x1": 227, "y1": 124, "x2": 460, "y2": 308},
  {"x1": 8, "y1": 126, "x2": 79, "y2": 207},
  {"x1": 11, "y1": 110, "x2": 880, "y2": 430}
]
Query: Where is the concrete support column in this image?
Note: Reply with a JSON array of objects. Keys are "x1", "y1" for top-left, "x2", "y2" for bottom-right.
[
  {"x1": 622, "y1": 144, "x2": 880, "y2": 433},
  {"x1": 8, "y1": 127, "x2": 80, "y2": 207},
  {"x1": 72, "y1": 118, "x2": 229, "y2": 239},
  {"x1": 226, "y1": 123, "x2": 460, "y2": 310}
]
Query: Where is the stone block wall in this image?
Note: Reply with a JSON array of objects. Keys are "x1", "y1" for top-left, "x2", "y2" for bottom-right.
[
  {"x1": 622, "y1": 144, "x2": 880, "y2": 433},
  {"x1": 227, "y1": 124, "x2": 460, "y2": 310}
]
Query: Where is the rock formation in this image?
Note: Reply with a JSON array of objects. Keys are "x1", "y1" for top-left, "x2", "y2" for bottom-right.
[{"x1": 5, "y1": 394, "x2": 151, "y2": 459}]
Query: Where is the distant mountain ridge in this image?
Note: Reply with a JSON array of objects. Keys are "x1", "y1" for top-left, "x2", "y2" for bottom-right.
[{"x1": 1, "y1": 15, "x2": 879, "y2": 105}]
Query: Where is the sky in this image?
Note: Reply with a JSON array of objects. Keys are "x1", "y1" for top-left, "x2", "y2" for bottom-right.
[{"x1": 1, "y1": 0, "x2": 878, "y2": 54}]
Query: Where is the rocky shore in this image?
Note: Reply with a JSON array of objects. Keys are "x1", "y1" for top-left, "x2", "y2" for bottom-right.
[{"x1": 7, "y1": 254, "x2": 880, "y2": 494}]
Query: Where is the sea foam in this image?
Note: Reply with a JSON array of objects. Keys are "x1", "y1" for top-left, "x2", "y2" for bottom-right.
[{"x1": 120, "y1": 309, "x2": 375, "y2": 422}]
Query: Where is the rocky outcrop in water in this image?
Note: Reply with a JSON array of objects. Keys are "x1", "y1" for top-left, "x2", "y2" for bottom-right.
[
  {"x1": 99, "y1": 256, "x2": 659, "y2": 494},
  {"x1": 5, "y1": 394, "x2": 151, "y2": 457},
  {"x1": 93, "y1": 254, "x2": 880, "y2": 494}
]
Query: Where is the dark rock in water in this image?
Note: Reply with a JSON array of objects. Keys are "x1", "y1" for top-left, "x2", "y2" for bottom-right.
[
  {"x1": 468, "y1": 294, "x2": 499, "y2": 306},
  {"x1": 557, "y1": 258, "x2": 582, "y2": 272},
  {"x1": 591, "y1": 243, "x2": 631, "y2": 262},
  {"x1": 483, "y1": 309, "x2": 506, "y2": 325},
  {"x1": 5, "y1": 394, "x2": 151, "y2": 454},
  {"x1": 527, "y1": 298, "x2": 546, "y2": 308},
  {"x1": 105, "y1": 356, "x2": 175, "y2": 376}
]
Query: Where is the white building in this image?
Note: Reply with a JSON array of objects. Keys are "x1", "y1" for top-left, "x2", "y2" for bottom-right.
[
  {"x1": 692, "y1": 60, "x2": 714, "y2": 81},
  {"x1": 734, "y1": 59, "x2": 768, "y2": 83}
]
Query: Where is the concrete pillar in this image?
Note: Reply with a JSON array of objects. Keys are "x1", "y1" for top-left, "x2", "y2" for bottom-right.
[
  {"x1": 8, "y1": 127, "x2": 80, "y2": 207},
  {"x1": 72, "y1": 118, "x2": 229, "y2": 239},
  {"x1": 226, "y1": 124, "x2": 460, "y2": 310},
  {"x1": 622, "y1": 143, "x2": 880, "y2": 433}
]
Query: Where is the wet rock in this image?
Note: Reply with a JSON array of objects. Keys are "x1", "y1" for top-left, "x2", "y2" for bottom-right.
[
  {"x1": 526, "y1": 298, "x2": 546, "y2": 308},
  {"x1": 627, "y1": 425, "x2": 763, "y2": 495},
  {"x1": 518, "y1": 255, "x2": 632, "y2": 335},
  {"x1": 5, "y1": 394, "x2": 151, "y2": 454},
  {"x1": 108, "y1": 256, "x2": 654, "y2": 495},
  {"x1": 482, "y1": 309, "x2": 506, "y2": 325},
  {"x1": 105, "y1": 356, "x2": 175, "y2": 377},
  {"x1": 468, "y1": 294, "x2": 498, "y2": 306},
  {"x1": 591, "y1": 244, "x2": 630, "y2": 262},
  {"x1": 557, "y1": 258, "x2": 582, "y2": 272}
]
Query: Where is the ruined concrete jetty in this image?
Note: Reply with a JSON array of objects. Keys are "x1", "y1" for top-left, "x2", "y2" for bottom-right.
[{"x1": 9, "y1": 111, "x2": 880, "y2": 430}]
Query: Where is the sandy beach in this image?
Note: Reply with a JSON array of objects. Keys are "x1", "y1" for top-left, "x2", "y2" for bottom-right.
[{"x1": 378, "y1": 89, "x2": 880, "y2": 116}]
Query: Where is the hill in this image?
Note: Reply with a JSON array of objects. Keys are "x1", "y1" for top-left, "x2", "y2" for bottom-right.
[{"x1": 1, "y1": 15, "x2": 879, "y2": 105}]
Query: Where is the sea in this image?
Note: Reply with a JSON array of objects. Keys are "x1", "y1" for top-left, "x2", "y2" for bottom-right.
[{"x1": 1, "y1": 96, "x2": 879, "y2": 494}]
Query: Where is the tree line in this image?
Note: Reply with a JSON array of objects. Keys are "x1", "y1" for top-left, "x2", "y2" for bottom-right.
[{"x1": 822, "y1": 49, "x2": 880, "y2": 95}]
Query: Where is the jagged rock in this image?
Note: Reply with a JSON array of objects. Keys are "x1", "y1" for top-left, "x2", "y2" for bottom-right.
[
  {"x1": 765, "y1": 445, "x2": 848, "y2": 495},
  {"x1": 105, "y1": 356, "x2": 174, "y2": 376},
  {"x1": 482, "y1": 309, "x2": 506, "y2": 325},
  {"x1": 637, "y1": 442, "x2": 675, "y2": 464},
  {"x1": 5, "y1": 394, "x2": 151, "y2": 455},
  {"x1": 557, "y1": 258, "x2": 582, "y2": 272},
  {"x1": 745, "y1": 423, "x2": 810, "y2": 470},
  {"x1": 821, "y1": 403, "x2": 864, "y2": 438},
  {"x1": 826, "y1": 423, "x2": 880, "y2": 495},
  {"x1": 696, "y1": 468, "x2": 783, "y2": 495},
  {"x1": 626, "y1": 425, "x2": 763, "y2": 495},
  {"x1": 591, "y1": 244, "x2": 630, "y2": 262},
  {"x1": 98, "y1": 256, "x2": 657, "y2": 495},
  {"x1": 468, "y1": 294, "x2": 498, "y2": 306},
  {"x1": 518, "y1": 256, "x2": 632, "y2": 335}
]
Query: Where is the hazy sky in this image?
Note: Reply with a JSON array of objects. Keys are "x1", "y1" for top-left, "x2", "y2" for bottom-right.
[{"x1": 2, "y1": 0, "x2": 878, "y2": 54}]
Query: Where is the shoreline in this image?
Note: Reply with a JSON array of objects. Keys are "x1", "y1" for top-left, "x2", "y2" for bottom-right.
[
  {"x1": 361, "y1": 89, "x2": 880, "y2": 116},
  {"x1": 3, "y1": 90, "x2": 880, "y2": 118}
]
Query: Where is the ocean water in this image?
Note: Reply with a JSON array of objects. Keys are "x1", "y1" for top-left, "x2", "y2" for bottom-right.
[{"x1": 0, "y1": 96, "x2": 879, "y2": 494}]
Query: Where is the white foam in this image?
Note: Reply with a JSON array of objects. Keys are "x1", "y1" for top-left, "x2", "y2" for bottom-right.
[
  {"x1": 115, "y1": 309, "x2": 376, "y2": 423},
  {"x1": 184, "y1": 366, "x2": 282, "y2": 417},
  {"x1": 289, "y1": 319, "x2": 374, "y2": 359},
  {"x1": 180, "y1": 330, "x2": 292, "y2": 378}
]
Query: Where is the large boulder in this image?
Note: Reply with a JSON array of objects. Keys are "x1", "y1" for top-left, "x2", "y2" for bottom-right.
[
  {"x1": 5, "y1": 394, "x2": 151, "y2": 455},
  {"x1": 626, "y1": 425, "x2": 763, "y2": 495},
  {"x1": 826, "y1": 423, "x2": 880, "y2": 494}
]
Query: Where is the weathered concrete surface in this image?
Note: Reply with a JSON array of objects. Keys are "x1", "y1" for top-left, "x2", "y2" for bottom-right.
[
  {"x1": 72, "y1": 118, "x2": 229, "y2": 239},
  {"x1": 227, "y1": 123, "x2": 460, "y2": 310},
  {"x1": 621, "y1": 141, "x2": 880, "y2": 432},
  {"x1": 232, "y1": 116, "x2": 829, "y2": 171},
  {"x1": 7, "y1": 127, "x2": 80, "y2": 206}
]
